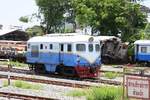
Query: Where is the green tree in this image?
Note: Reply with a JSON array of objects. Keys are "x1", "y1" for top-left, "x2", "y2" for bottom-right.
[
  {"x1": 72, "y1": 0, "x2": 147, "y2": 41},
  {"x1": 35, "y1": 0, "x2": 73, "y2": 33},
  {"x1": 19, "y1": 16, "x2": 29, "y2": 23},
  {"x1": 25, "y1": 25, "x2": 44, "y2": 37}
]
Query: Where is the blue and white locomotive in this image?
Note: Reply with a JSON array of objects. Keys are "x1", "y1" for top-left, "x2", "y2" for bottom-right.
[
  {"x1": 26, "y1": 34, "x2": 101, "y2": 78},
  {"x1": 134, "y1": 40, "x2": 150, "y2": 63}
]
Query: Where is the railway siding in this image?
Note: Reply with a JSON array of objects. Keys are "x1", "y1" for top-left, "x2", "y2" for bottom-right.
[
  {"x1": 0, "y1": 71, "x2": 101, "y2": 88},
  {"x1": 0, "y1": 81, "x2": 86, "y2": 100}
]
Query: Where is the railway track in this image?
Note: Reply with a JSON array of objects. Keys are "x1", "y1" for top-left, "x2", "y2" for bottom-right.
[
  {"x1": 0, "y1": 65, "x2": 122, "y2": 88},
  {"x1": 0, "y1": 65, "x2": 122, "y2": 99},
  {"x1": 0, "y1": 66, "x2": 32, "y2": 74},
  {"x1": 0, "y1": 91, "x2": 56, "y2": 100}
]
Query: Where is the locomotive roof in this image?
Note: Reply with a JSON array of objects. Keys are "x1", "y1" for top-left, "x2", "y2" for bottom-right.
[
  {"x1": 28, "y1": 34, "x2": 99, "y2": 43},
  {"x1": 134, "y1": 40, "x2": 150, "y2": 45}
]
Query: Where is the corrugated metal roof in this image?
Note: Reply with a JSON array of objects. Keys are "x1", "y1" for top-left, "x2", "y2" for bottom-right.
[{"x1": 0, "y1": 29, "x2": 18, "y2": 36}]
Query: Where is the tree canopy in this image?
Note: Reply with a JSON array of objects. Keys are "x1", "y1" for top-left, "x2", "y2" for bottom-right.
[
  {"x1": 35, "y1": 0, "x2": 148, "y2": 41},
  {"x1": 19, "y1": 16, "x2": 29, "y2": 23},
  {"x1": 35, "y1": 0, "x2": 72, "y2": 33},
  {"x1": 25, "y1": 25, "x2": 44, "y2": 37},
  {"x1": 72, "y1": 0, "x2": 147, "y2": 41}
]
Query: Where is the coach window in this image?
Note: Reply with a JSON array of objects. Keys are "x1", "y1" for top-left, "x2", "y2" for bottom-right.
[
  {"x1": 67, "y1": 44, "x2": 72, "y2": 52},
  {"x1": 95, "y1": 44, "x2": 100, "y2": 52},
  {"x1": 49, "y1": 44, "x2": 53, "y2": 50},
  {"x1": 28, "y1": 43, "x2": 30, "y2": 49},
  {"x1": 40, "y1": 44, "x2": 43, "y2": 49},
  {"x1": 88, "y1": 44, "x2": 93, "y2": 52},
  {"x1": 60, "y1": 44, "x2": 64, "y2": 52},
  {"x1": 76, "y1": 44, "x2": 86, "y2": 51},
  {"x1": 141, "y1": 47, "x2": 147, "y2": 53}
]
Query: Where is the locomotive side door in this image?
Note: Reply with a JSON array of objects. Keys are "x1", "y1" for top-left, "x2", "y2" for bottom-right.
[{"x1": 59, "y1": 43, "x2": 67, "y2": 64}]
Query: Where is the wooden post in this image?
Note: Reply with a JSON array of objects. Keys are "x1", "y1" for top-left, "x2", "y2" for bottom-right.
[
  {"x1": 7, "y1": 59, "x2": 10, "y2": 86},
  {"x1": 122, "y1": 67, "x2": 125, "y2": 100}
]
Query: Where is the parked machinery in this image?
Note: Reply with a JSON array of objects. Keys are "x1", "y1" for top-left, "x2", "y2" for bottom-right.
[
  {"x1": 26, "y1": 34, "x2": 101, "y2": 78},
  {"x1": 94, "y1": 36, "x2": 128, "y2": 64},
  {"x1": 0, "y1": 40, "x2": 26, "y2": 61}
]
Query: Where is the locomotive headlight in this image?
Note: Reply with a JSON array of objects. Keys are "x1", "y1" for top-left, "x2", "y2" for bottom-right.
[{"x1": 98, "y1": 56, "x2": 101, "y2": 61}]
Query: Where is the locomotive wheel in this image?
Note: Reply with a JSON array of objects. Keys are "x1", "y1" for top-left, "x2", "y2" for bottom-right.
[
  {"x1": 28, "y1": 64, "x2": 34, "y2": 70},
  {"x1": 34, "y1": 64, "x2": 46, "y2": 74},
  {"x1": 58, "y1": 65, "x2": 77, "y2": 77},
  {"x1": 147, "y1": 62, "x2": 150, "y2": 67}
]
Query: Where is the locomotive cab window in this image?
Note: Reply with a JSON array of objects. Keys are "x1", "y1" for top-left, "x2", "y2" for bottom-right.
[
  {"x1": 76, "y1": 44, "x2": 86, "y2": 51},
  {"x1": 95, "y1": 44, "x2": 100, "y2": 52},
  {"x1": 60, "y1": 44, "x2": 64, "y2": 52},
  {"x1": 40, "y1": 44, "x2": 43, "y2": 49},
  {"x1": 88, "y1": 44, "x2": 93, "y2": 52},
  {"x1": 49, "y1": 44, "x2": 53, "y2": 50},
  {"x1": 67, "y1": 44, "x2": 72, "y2": 52},
  {"x1": 141, "y1": 47, "x2": 147, "y2": 53}
]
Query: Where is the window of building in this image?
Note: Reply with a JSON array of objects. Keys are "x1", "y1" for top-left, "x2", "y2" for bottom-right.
[
  {"x1": 67, "y1": 44, "x2": 72, "y2": 52},
  {"x1": 76, "y1": 44, "x2": 86, "y2": 51},
  {"x1": 95, "y1": 44, "x2": 100, "y2": 51},
  {"x1": 50, "y1": 44, "x2": 53, "y2": 50},
  {"x1": 40, "y1": 44, "x2": 43, "y2": 49},
  {"x1": 141, "y1": 47, "x2": 147, "y2": 53},
  {"x1": 88, "y1": 44, "x2": 93, "y2": 52}
]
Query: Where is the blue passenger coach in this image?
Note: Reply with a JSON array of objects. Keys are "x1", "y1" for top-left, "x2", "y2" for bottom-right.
[
  {"x1": 134, "y1": 40, "x2": 150, "y2": 63},
  {"x1": 26, "y1": 34, "x2": 101, "y2": 78}
]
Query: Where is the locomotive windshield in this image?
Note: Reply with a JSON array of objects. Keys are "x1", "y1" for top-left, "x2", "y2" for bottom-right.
[
  {"x1": 76, "y1": 44, "x2": 86, "y2": 51},
  {"x1": 88, "y1": 44, "x2": 93, "y2": 52},
  {"x1": 95, "y1": 44, "x2": 100, "y2": 52}
]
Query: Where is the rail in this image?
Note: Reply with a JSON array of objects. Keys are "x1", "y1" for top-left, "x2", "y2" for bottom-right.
[{"x1": 0, "y1": 91, "x2": 56, "y2": 100}]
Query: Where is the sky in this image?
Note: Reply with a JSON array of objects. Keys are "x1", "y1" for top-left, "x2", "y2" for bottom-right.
[
  {"x1": 0, "y1": 0, "x2": 39, "y2": 29},
  {"x1": 138, "y1": 0, "x2": 150, "y2": 22},
  {"x1": 140, "y1": 0, "x2": 150, "y2": 7},
  {"x1": 0, "y1": 0, "x2": 150, "y2": 30}
]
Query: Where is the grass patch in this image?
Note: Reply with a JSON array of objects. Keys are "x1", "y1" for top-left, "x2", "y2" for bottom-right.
[
  {"x1": 67, "y1": 89, "x2": 86, "y2": 97},
  {"x1": 10, "y1": 61, "x2": 28, "y2": 68},
  {"x1": 0, "y1": 61, "x2": 28, "y2": 68},
  {"x1": 13, "y1": 80, "x2": 42, "y2": 90},
  {"x1": 104, "y1": 72, "x2": 119, "y2": 79},
  {"x1": 0, "y1": 61, "x2": 8, "y2": 65},
  {"x1": 67, "y1": 86, "x2": 123, "y2": 100},
  {"x1": 3, "y1": 80, "x2": 9, "y2": 87},
  {"x1": 3, "y1": 80, "x2": 42, "y2": 90}
]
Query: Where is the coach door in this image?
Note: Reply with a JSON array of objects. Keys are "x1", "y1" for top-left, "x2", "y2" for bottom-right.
[
  {"x1": 59, "y1": 43, "x2": 66, "y2": 63},
  {"x1": 31, "y1": 45, "x2": 39, "y2": 58}
]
